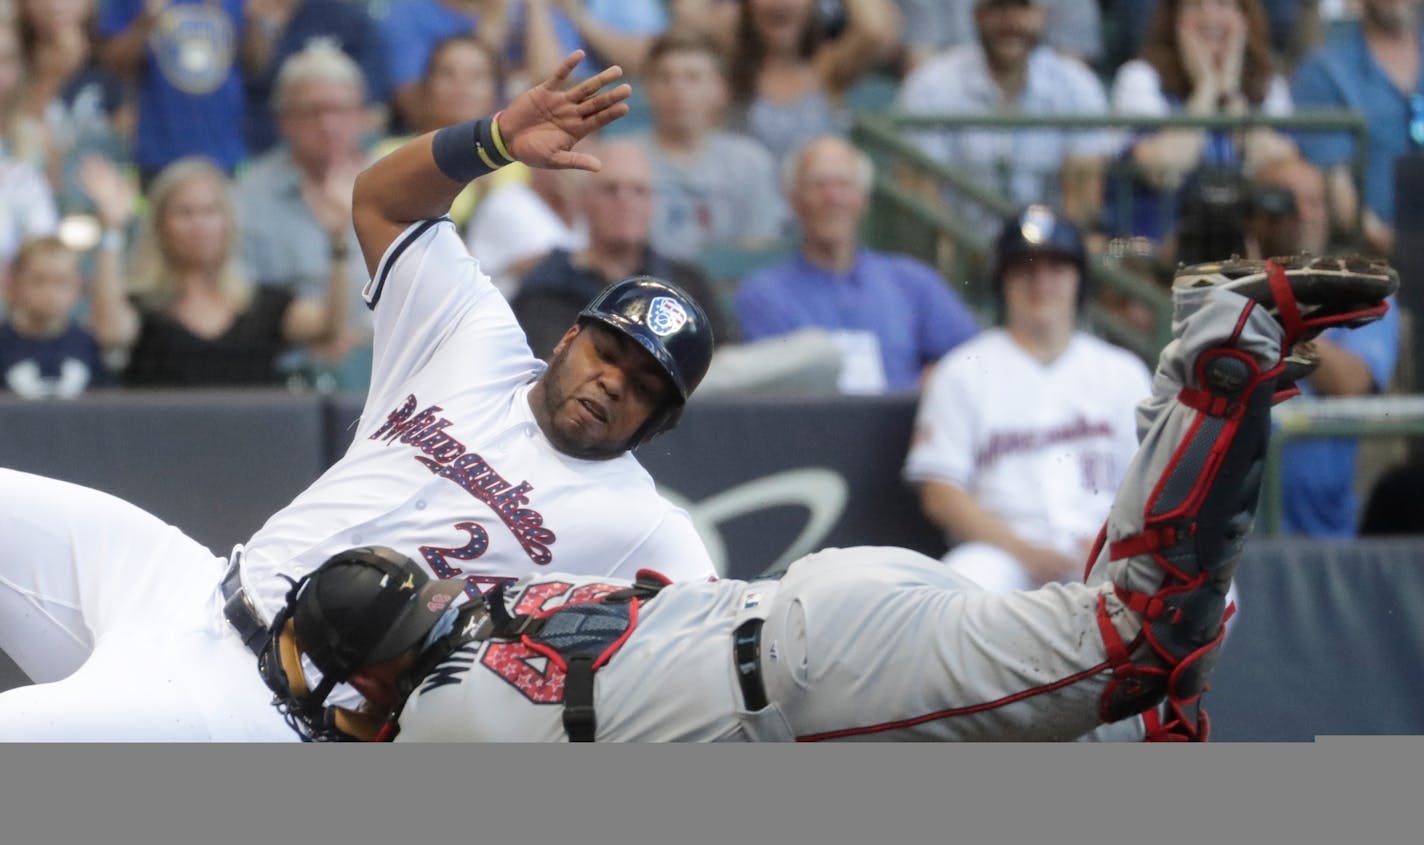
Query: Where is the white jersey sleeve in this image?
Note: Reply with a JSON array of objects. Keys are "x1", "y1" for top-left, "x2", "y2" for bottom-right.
[
  {"x1": 361, "y1": 218, "x2": 537, "y2": 406},
  {"x1": 902, "y1": 348, "x2": 979, "y2": 488},
  {"x1": 606, "y1": 506, "x2": 717, "y2": 582}
]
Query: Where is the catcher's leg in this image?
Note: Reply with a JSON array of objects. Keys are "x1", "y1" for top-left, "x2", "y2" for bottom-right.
[{"x1": 1084, "y1": 256, "x2": 1397, "y2": 741}]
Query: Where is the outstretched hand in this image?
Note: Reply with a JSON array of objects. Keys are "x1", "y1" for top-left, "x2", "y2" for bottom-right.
[{"x1": 497, "y1": 51, "x2": 631, "y2": 172}]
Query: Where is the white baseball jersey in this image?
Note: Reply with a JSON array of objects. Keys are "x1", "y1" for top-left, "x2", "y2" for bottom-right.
[
  {"x1": 240, "y1": 219, "x2": 716, "y2": 623},
  {"x1": 0, "y1": 217, "x2": 711, "y2": 741},
  {"x1": 904, "y1": 329, "x2": 1151, "y2": 577}
]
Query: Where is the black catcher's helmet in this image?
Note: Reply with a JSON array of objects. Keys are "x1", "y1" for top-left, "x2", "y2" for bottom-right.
[
  {"x1": 989, "y1": 204, "x2": 1090, "y2": 321},
  {"x1": 258, "y1": 547, "x2": 462, "y2": 741},
  {"x1": 578, "y1": 276, "x2": 715, "y2": 445}
]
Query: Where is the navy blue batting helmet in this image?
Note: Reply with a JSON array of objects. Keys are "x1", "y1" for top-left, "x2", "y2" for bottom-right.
[
  {"x1": 578, "y1": 276, "x2": 715, "y2": 444},
  {"x1": 990, "y1": 204, "x2": 1090, "y2": 320}
]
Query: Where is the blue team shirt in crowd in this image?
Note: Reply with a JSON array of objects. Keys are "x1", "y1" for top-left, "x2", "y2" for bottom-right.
[
  {"x1": 380, "y1": 0, "x2": 586, "y2": 91},
  {"x1": 99, "y1": 0, "x2": 247, "y2": 174},
  {"x1": 0, "y1": 323, "x2": 110, "y2": 399},
  {"x1": 242, "y1": 0, "x2": 392, "y2": 155},
  {"x1": 735, "y1": 249, "x2": 980, "y2": 394},
  {"x1": 1279, "y1": 297, "x2": 1400, "y2": 537},
  {"x1": 1292, "y1": 21, "x2": 1424, "y2": 223}
]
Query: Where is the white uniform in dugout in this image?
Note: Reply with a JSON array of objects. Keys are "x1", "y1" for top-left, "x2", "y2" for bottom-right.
[{"x1": 904, "y1": 329, "x2": 1152, "y2": 591}]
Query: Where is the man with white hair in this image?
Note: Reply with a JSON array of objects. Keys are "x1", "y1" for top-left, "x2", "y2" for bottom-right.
[
  {"x1": 734, "y1": 135, "x2": 979, "y2": 395},
  {"x1": 235, "y1": 40, "x2": 375, "y2": 388}
]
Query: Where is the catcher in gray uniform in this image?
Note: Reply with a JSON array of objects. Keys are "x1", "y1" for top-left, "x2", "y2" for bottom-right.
[{"x1": 258, "y1": 255, "x2": 1396, "y2": 742}]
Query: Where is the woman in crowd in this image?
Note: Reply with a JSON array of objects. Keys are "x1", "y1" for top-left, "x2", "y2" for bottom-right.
[
  {"x1": 13, "y1": 0, "x2": 129, "y2": 201},
  {"x1": 0, "y1": 18, "x2": 58, "y2": 273},
  {"x1": 1107, "y1": 0, "x2": 1296, "y2": 249},
  {"x1": 727, "y1": 0, "x2": 899, "y2": 167},
  {"x1": 83, "y1": 155, "x2": 346, "y2": 387},
  {"x1": 375, "y1": 34, "x2": 506, "y2": 229}
]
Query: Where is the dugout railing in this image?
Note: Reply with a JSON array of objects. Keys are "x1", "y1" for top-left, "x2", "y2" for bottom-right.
[
  {"x1": 1263, "y1": 394, "x2": 1424, "y2": 536},
  {"x1": 850, "y1": 110, "x2": 1372, "y2": 368}
]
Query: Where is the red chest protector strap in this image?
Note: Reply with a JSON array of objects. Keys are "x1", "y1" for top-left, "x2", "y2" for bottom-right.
[{"x1": 483, "y1": 572, "x2": 669, "y2": 742}]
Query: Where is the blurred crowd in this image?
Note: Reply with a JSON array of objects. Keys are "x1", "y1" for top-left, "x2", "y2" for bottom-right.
[{"x1": 1, "y1": 0, "x2": 1419, "y2": 541}]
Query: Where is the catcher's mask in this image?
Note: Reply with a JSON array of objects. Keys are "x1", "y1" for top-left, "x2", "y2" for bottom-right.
[
  {"x1": 577, "y1": 275, "x2": 715, "y2": 447},
  {"x1": 258, "y1": 546, "x2": 464, "y2": 742}
]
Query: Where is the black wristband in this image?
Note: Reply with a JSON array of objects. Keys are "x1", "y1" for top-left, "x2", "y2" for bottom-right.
[{"x1": 431, "y1": 115, "x2": 515, "y2": 183}]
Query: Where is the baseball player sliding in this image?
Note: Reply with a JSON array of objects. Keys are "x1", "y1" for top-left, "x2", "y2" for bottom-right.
[
  {"x1": 0, "y1": 53, "x2": 719, "y2": 741},
  {"x1": 259, "y1": 255, "x2": 1397, "y2": 742}
]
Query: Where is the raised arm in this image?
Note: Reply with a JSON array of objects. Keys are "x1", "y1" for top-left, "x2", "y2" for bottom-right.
[
  {"x1": 351, "y1": 50, "x2": 630, "y2": 276},
  {"x1": 78, "y1": 156, "x2": 141, "y2": 350}
]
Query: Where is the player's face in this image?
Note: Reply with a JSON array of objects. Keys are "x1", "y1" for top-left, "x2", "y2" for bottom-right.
[
  {"x1": 1002, "y1": 254, "x2": 1080, "y2": 332},
  {"x1": 534, "y1": 323, "x2": 675, "y2": 459}
]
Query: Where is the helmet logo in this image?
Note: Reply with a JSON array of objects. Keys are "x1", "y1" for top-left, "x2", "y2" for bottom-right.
[
  {"x1": 1019, "y1": 204, "x2": 1057, "y2": 245},
  {"x1": 646, "y1": 296, "x2": 689, "y2": 337}
]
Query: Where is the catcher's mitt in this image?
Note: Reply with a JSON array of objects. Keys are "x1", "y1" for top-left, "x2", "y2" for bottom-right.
[{"x1": 1173, "y1": 254, "x2": 1398, "y2": 342}]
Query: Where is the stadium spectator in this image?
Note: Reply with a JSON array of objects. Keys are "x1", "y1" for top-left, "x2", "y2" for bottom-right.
[
  {"x1": 375, "y1": 35, "x2": 508, "y2": 231},
  {"x1": 234, "y1": 40, "x2": 374, "y2": 389},
  {"x1": 1248, "y1": 152, "x2": 1332, "y2": 255},
  {"x1": 12, "y1": 0, "x2": 130, "y2": 207},
  {"x1": 1108, "y1": 0, "x2": 1296, "y2": 246},
  {"x1": 893, "y1": 0, "x2": 1103, "y2": 73},
  {"x1": 239, "y1": 0, "x2": 392, "y2": 157},
  {"x1": 82, "y1": 155, "x2": 347, "y2": 387},
  {"x1": 1292, "y1": 0, "x2": 1424, "y2": 258},
  {"x1": 896, "y1": 0, "x2": 1116, "y2": 239},
  {"x1": 1103, "y1": 0, "x2": 1322, "y2": 76},
  {"x1": 549, "y1": 0, "x2": 670, "y2": 75},
  {"x1": 0, "y1": 19, "x2": 59, "y2": 274},
  {"x1": 0, "y1": 15, "x2": 47, "y2": 170},
  {"x1": 1241, "y1": 158, "x2": 1403, "y2": 537},
  {"x1": 727, "y1": 0, "x2": 900, "y2": 168},
  {"x1": 464, "y1": 159, "x2": 587, "y2": 298},
  {"x1": 379, "y1": 0, "x2": 578, "y2": 131},
  {"x1": 626, "y1": 29, "x2": 787, "y2": 262},
  {"x1": 903, "y1": 205, "x2": 1152, "y2": 590},
  {"x1": 97, "y1": 0, "x2": 247, "y2": 185},
  {"x1": 1, "y1": 236, "x2": 109, "y2": 398},
  {"x1": 512, "y1": 139, "x2": 733, "y2": 360},
  {"x1": 734, "y1": 135, "x2": 978, "y2": 394}
]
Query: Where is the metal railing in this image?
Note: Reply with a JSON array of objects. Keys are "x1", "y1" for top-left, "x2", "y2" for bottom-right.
[
  {"x1": 1261, "y1": 395, "x2": 1424, "y2": 536},
  {"x1": 852, "y1": 109, "x2": 1372, "y2": 366}
]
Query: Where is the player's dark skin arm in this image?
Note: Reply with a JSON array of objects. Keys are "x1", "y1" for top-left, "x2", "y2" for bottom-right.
[{"x1": 352, "y1": 50, "x2": 631, "y2": 277}]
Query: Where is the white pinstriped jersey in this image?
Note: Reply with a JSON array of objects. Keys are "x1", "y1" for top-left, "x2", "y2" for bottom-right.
[{"x1": 240, "y1": 219, "x2": 716, "y2": 623}]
